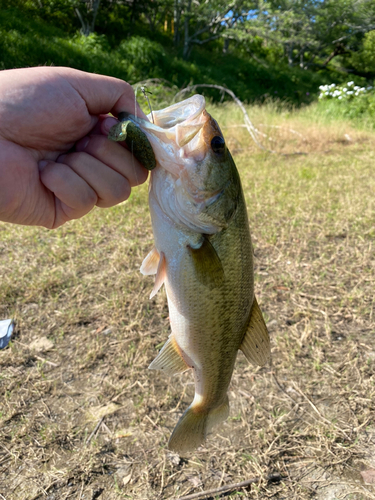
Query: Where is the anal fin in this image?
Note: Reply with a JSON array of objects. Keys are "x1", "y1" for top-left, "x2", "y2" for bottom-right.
[
  {"x1": 140, "y1": 246, "x2": 160, "y2": 275},
  {"x1": 240, "y1": 296, "x2": 270, "y2": 366},
  {"x1": 149, "y1": 335, "x2": 189, "y2": 376}
]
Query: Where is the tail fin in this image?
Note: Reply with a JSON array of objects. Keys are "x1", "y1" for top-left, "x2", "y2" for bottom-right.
[{"x1": 168, "y1": 396, "x2": 229, "y2": 454}]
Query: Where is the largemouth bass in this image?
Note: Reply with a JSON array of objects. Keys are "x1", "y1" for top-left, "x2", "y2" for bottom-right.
[{"x1": 111, "y1": 95, "x2": 270, "y2": 454}]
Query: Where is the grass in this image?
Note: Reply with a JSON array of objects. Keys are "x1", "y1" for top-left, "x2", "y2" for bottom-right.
[{"x1": 0, "y1": 102, "x2": 375, "y2": 500}]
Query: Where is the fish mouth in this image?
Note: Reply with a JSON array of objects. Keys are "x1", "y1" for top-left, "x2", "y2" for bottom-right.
[
  {"x1": 135, "y1": 95, "x2": 215, "y2": 176},
  {"x1": 139, "y1": 96, "x2": 231, "y2": 234},
  {"x1": 150, "y1": 94, "x2": 205, "y2": 131}
]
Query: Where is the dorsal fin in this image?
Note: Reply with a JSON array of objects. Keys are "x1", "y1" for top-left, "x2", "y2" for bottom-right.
[
  {"x1": 149, "y1": 335, "x2": 189, "y2": 375},
  {"x1": 240, "y1": 296, "x2": 270, "y2": 366},
  {"x1": 150, "y1": 251, "x2": 166, "y2": 299},
  {"x1": 187, "y1": 236, "x2": 224, "y2": 289},
  {"x1": 140, "y1": 246, "x2": 160, "y2": 275}
]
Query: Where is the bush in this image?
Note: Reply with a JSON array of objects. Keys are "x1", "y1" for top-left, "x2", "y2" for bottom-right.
[
  {"x1": 351, "y1": 30, "x2": 375, "y2": 76},
  {"x1": 317, "y1": 81, "x2": 375, "y2": 123},
  {"x1": 0, "y1": 6, "x2": 340, "y2": 105},
  {"x1": 117, "y1": 37, "x2": 167, "y2": 81}
]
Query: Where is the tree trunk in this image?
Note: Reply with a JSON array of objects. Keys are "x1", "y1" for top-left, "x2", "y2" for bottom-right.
[
  {"x1": 287, "y1": 43, "x2": 294, "y2": 66},
  {"x1": 183, "y1": 0, "x2": 192, "y2": 59},
  {"x1": 89, "y1": 0, "x2": 101, "y2": 34},
  {"x1": 129, "y1": 0, "x2": 139, "y2": 34},
  {"x1": 75, "y1": 0, "x2": 101, "y2": 36},
  {"x1": 322, "y1": 44, "x2": 347, "y2": 66},
  {"x1": 75, "y1": 7, "x2": 89, "y2": 35},
  {"x1": 174, "y1": 0, "x2": 180, "y2": 46},
  {"x1": 223, "y1": 37, "x2": 230, "y2": 53}
]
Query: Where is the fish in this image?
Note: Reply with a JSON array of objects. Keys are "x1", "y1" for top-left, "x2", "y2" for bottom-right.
[{"x1": 110, "y1": 95, "x2": 270, "y2": 454}]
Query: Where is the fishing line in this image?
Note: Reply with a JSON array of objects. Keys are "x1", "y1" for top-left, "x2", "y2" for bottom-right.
[
  {"x1": 130, "y1": 84, "x2": 140, "y2": 187},
  {"x1": 141, "y1": 86, "x2": 154, "y2": 124}
]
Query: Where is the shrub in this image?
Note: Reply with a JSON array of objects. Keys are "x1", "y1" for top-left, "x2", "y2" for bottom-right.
[
  {"x1": 317, "y1": 81, "x2": 375, "y2": 123},
  {"x1": 117, "y1": 37, "x2": 166, "y2": 81},
  {"x1": 351, "y1": 30, "x2": 375, "y2": 75}
]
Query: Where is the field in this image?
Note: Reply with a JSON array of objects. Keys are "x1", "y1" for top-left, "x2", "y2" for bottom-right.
[{"x1": 0, "y1": 101, "x2": 375, "y2": 500}]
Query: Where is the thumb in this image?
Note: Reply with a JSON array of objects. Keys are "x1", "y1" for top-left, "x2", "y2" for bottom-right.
[{"x1": 54, "y1": 67, "x2": 148, "y2": 119}]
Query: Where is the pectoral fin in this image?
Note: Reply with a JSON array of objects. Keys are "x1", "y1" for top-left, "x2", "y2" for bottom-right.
[
  {"x1": 187, "y1": 237, "x2": 224, "y2": 289},
  {"x1": 149, "y1": 335, "x2": 189, "y2": 375},
  {"x1": 240, "y1": 296, "x2": 270, "y2": 366},
  {"x1": 140, "y1": 246, "x2": 160, "y2": 275},
  {"x1": 150, "y1": 252, "x2": 166, "y2": 299}
]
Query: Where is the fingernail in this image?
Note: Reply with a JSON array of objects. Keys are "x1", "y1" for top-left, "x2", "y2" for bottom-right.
[
  {"x1": 38, "y1": 160, "x2": 48, "y2": 172},
  {"x1": 75, "y1": 136, "x2": 90, "y2": 152}
]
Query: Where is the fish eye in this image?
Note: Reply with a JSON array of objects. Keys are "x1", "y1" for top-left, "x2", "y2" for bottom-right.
[{"x1": 211, "y1": 136, "x2": 225, "y2": 155}]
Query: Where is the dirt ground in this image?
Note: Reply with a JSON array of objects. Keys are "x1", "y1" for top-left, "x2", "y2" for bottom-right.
[{"x1": 0, "y1": 103, "x2": 375, "y2": 500}]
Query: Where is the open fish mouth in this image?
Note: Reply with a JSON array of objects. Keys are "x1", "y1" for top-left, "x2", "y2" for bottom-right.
[
  {"x1": 149, "y1": 94, "x2": 205, "y2": 131},
  {"x1": 134, "y1": 95, "x2": 212, "y2": 176}
]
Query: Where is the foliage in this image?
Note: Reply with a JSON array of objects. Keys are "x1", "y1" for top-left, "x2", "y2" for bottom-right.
[
  {"x1": 231, "y1": 0, "x2": 375, "y2": 70},
  {"x1": 117, "y1": 37, "x2": 167, "y2": 81},
  {"x1": 172, "y1": 0, "x2": 245, "y2": 59},
  {"x1": 351, "y1": 30, "x2": 375, "y2": 75},
  {"x1": 318, "y1": 81, "x2": 373, "y2": 101},
  {"x1": 0, "y1": 7, "x2": 329, "y2": 104},
  {"x1": 1, "y1": 0, "x2": 375, "y2": 105},
  {"x1": 317, "y1": 81, "x2": 375, "y2": 123},
  {"x1": 0, "y1": 0, "x2": 80, "y2": 33}
]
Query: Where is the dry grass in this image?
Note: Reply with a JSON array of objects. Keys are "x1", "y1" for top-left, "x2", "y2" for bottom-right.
[{"x1": 0, "y1": 103, "x2": 374, "y2": 500}]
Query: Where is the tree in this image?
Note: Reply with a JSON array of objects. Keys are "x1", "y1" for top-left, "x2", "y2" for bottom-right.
[
  {"x1": 171, "y1": 0, "x2": 253, "y2": 59},
  {"x1": 75, "y1": 0, "x2": 101, "y2": 36},
  {"x1": 351, "y1": 30, "x2": 375, "y2": 75},
  {"x1": 142, "y1": 0, "x2": 174, "y2": 33},
  {"x1": 233, "y1": 0, "x2": 375, "y2": 69}
]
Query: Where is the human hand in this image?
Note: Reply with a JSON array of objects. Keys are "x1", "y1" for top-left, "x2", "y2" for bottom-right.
[{"x1": 0, "y1": 66, "x2": 149, "y2": 228}]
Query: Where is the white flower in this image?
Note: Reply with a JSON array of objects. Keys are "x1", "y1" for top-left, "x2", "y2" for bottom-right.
[
  {"x1": 338, "y1": 96, "x2": 342, "y2": 100},
  {"x1": 347, "y1": 81, "x2": 354, "y2": 86}
]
